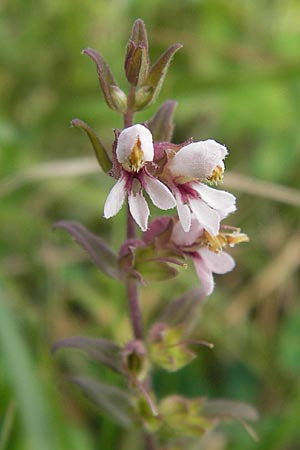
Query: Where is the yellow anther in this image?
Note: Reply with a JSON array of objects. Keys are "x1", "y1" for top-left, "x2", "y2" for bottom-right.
[
  {"x1": 128, "y1": 137, "x2": 144, "y2": 172},
  {"x1": 202, "y1": 229, "x2": 249, "y2": 252},
  {"x1": 207, "y1": 165, "x2": 224, "y2": 184}
]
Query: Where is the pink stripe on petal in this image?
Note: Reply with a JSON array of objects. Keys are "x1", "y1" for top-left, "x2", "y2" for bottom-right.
[
  {"x1": 103, "y1": 177, "x2": 127, "y2": 218},
  {"x1": 128, "y1": 190, "x2": 150, "y2": 231},
  {"x1": 192, "y1": 255, "x2": 214, "y2": 296},
  {"x1": 199, "y1": 247, "x2": 235, "y2": 274},
  {"x1": 143, "y1": 174, "x2": 176, "y2": 210},
  {"x1": 189, "y1": 197, "x2": 220, "y2": 236}
]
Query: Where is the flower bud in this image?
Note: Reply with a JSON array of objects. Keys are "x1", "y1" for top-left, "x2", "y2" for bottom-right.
[
  {"x1": 110, "y1": 85, "x2": 128, "y2": 113},
  {"x1": 125, "y1": 19, "x2": 150, "y2": 86},
  {"x1": 122, "y1": 340, "x2": 148, "y2": 380},
  {"x1": 134, "y1": 86, "x2": 153, "y2": 110}
]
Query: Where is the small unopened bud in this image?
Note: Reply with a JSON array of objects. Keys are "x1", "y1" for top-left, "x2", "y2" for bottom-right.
[
  {"x1": 125, "y1": 19, "x2": 150, "y2": 86},
  {"x1": 110, "y1": 85, "x2": 128, "y2": 113},
  {"x1": 134, "y1": 85, "x2": 153, "y2": 110},
  {"x1": 122, "y1": 340, "x2": 149, "y2": 380},
  {"x1": 125, "y1": 44, "x2": 149, "y2": 86}
]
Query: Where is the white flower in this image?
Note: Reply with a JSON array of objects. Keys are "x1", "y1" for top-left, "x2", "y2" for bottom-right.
[
  {"x1": 165, "y1": 140, "x2": 236, "y2": 234},
  {"x1": 104, "y1": 125, "x2": 176, "y2": 231},
  {"x1": 171, "y1": 219, "x2": 235, "y2": 296}
]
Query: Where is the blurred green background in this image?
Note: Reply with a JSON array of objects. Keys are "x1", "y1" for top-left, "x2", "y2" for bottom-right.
[{"x1": 1, "y1": 0, "x2": 300, "y2": 449}]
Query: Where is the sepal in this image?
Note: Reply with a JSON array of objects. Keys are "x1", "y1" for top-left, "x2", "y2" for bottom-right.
[
  {"x1": 147, "y1": 100, "x2": 177, "y2": 142},
  {"x1": 134, "y1": 43, "x2": 182, "y2": 111},
  {"x1": 71, "y1": 119, "x2": 112, "y2": 172},
  {"x1": 122, "y1": 340, "x2": 149, "y2": 381},
  {"x1": 83, "y1": 48, "x2": 126, "y2": 113},
  {"x1": 148, "y1": 324, "x2": 196, "y2": 372},
  {"x1": 118, "y1": 235, "x2": 185, "y2": 284}
]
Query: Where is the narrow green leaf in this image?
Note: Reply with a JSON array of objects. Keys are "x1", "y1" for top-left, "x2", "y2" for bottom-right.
[
  {"x1": 53, "y1": 221, "x2": 121, "y2": 280},
  {"x1": 202, "y1": 399, "x2": 258, "y2": 422},
  {"x1": 71, "y1": 119, "x2": 112, "y2": 173},
  {"x1": 70, "y1": 376, "x2": 132, "y2": 427},
  {"x1": 53, "y1": 336, "x2": 123, "y2": 373}
]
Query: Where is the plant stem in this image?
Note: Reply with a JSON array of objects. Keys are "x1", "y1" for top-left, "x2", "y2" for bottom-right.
[
  {"x1": 127, "y1": 275, "x2": 144, "y2": 340},
  {"x1": 123, "y1": 107, "x2": 157, "y2": 450},
  {"x1": 124, "y1": 110, "x2": 144, "y2": 340},
  {"x1": 144, "y1": 433, "x2": 157, "y2": 450}
]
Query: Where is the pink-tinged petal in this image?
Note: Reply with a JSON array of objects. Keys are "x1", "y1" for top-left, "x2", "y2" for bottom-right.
[
  {"x1": 143, "y1": 217, "x2": 173, "y2": 244},
  {"x1": 192, "y1": 254, "x2": 214, "y2": 296},
  {"x1": 189, "y1": 197, "x2": 220, "y2": 236},
  {"x1": 117, "y1": 124, "x2": 153, "y2": 164},
  {"x1": 142, "y1": 173, "x2": 176, "y2": 210},
  {"x1": 192, "y1": 183, "x2": 236, "y2": 216},
  {"x1": 103, "y1": 177, "x2": 127, "y2": 218},
  {"x1": 199, "y1": 247, "x2": 235, "y2": 274},
  {"x1": 172, "y1": 214, "x2": 203, "y2": 246},
  {"x1": 168, "y1": 140, "x2": 227, "y2": 183},
  {"x1": 128, "y1": 189, "x2": 150, "y2": 231}
]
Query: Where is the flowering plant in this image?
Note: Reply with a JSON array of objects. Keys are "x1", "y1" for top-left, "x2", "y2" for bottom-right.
[{"x1": 53, "y1": 19, "x2": 256, "y2": 450}]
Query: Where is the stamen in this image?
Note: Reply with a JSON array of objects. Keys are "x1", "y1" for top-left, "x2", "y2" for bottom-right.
[
  {"x1": 207, "y1": 165, "x2": 224, "y2": 184},
  {"x1": 202, "y1": 229, "x2": 249, "y2": 252}
]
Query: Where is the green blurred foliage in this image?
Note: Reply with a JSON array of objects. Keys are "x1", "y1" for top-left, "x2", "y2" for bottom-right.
[{"x1": 1, "y1": 0, "x2": 300, "y2": 449}]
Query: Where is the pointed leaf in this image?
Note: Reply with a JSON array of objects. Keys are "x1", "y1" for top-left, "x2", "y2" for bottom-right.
[
  {"x1": 147, "y1": 101, "x2": 177, "y2": 142},
  {"x1": 53, "y1": 221, "x2": 121, "y2": 280},
  {"x1": 83, "y1": 48, "x2": 122, "y2": 112},
  {"x1": 202, "y1": 399, "x2": 258, "y2": 422},
  {"x1": 71, "y1": 119, "x2": 112, "y2": 172},
  {"x1": 135, "y1": 43, "x2": 182, "y2": 110},
  {"x1": 202, "y1": 399, "x2": 258, "y2": 440},
  {"x1": 70, "y1": 376, "x2": 132, "y2": 427},
  {"x1": 52, "y1": 336, "x2": 123, "y2": 373},
  {"x1": 159, "y1": 288, "x2": 206, "y2": 329}
]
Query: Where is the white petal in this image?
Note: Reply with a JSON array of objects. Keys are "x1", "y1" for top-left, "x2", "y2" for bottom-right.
[
  {"x1": 199, "y1": 247, "x2": 235, "y2": 274},
  {"x1": 168, "y1": 140, "x2": 227, "y2": 182},
  {"x1": 192, "y1": 183, "x2": 236, "y2": 216},
  {"x1": 189, "y1": 197, "x2": 220, "y2": 235},
  {"x1": 117, "y1": 124, "x2": 153, "y2": 164},
  {"x1": 177, "y1": 201, "x2": 192, "y2": 232},
  {"x1": 128, "y1": 190, "x2": 150, "y2": 231},
  {"x1": 192, "y1": 255, "x2": 215, "y2": 296},
  {"x1": 103, "y1": 177, "x2": 127, "y2": 218},
  {"x1": 172, "y1": 216, "x2": 203, "y2": 246},
  {"x1": 142, "y1": 173, "x2": 176, "y2": 210}
]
